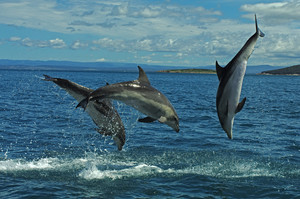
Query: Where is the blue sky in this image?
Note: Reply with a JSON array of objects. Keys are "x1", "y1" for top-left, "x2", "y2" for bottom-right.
[{"x1": 0, "y1": 0, "x2": 299, "y2": 67}]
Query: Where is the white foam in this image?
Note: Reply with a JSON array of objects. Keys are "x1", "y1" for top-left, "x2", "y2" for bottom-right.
[
  {"x1": 0, "y1": 157, "x2": 90, "y2": 172},
  {"x1": 177, "y1": 162, "x2": 277, "y2": 179},
  {"x1": 79, "y1": 163, "x2": 164, "y2": 180},
  {"x1": 78, "y1": 160, "x2": 278, "y2": 181},
  {"x1": 0, "y1": 158, "x2": 58, "y2": 171},
  {"x1": 0, "y1": 155, "x2": 290, "y2": 180}
]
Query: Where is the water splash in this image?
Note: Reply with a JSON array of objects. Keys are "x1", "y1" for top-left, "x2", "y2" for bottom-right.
[{"x1": 1, "y1": 150, "x2": 298, "y2": 181}]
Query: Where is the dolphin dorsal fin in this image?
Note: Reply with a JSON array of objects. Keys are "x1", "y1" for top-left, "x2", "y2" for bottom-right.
[
  {"x1": 235, "y1": 97, "x2": 246, "y2": 114},
  {"x1": 137, "y1": 66, "x2": 151, "y2": 85},
  {"x1": 216, "y1": 61, "x2": 225, "y2": 81}
]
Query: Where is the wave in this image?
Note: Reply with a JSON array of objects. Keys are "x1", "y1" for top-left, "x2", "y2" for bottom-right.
[{"x1": 1, "y1": 151, "x2": 299, "y2": 181}]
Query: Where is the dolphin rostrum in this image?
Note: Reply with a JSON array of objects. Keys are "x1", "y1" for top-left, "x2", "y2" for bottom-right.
[
  {"x1": 216, "y1": 15, "x2": 264, "y2": 139},
  {"x1": 76, "y1": 66, "x2": 180, "y2": 132},
  {"x1": 43, "y1": 75, "x2": 126, "y2": 150}
]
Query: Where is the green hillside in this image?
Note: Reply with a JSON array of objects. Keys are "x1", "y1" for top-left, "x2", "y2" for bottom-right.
[{"x1": 260, "y1": 65, "x2": 300, "y2": 75}]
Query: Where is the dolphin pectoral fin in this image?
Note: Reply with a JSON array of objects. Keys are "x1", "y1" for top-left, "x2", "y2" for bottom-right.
[
  {"x1": 235, "y1": 97, "x2": 247, "y2": 114},
  {"x1": 216, "y1": 61, "x2": 225, "y2": 81},
  {"x1": 137, "y1": 66, "x2": 151, "y2": 85},
  {"x1": 138, "y1": 117, "x2": 156, "y2": 123},
  {"x1": 158, "y1": 116, "x2": 167, "y2": 123},
  {"x1": 76, "y1": 98, "x2": 89, "y2": 110}
]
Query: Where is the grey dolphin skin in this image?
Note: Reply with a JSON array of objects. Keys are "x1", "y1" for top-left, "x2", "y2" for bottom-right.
[
  {"x1": 43, "y1": 75, "x2": 126, "y2": 150},
  {"x1": 76, "y1": 66, "x2": 180, "y2": 132},
  {"x1": 216, "y1": 15, "x2": 264, "y2": 139}
]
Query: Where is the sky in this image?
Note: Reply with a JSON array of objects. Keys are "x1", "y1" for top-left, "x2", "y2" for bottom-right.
[{"x1": 0, "y1": 0, "x2": 299, "y2": 67}]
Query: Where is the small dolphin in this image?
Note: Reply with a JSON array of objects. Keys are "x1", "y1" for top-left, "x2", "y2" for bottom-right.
[
  {"x1": 216, "y1": 15, "x2": 264, "y2": 139},
  {"x1": 43, "y1": 75, "x2": 126, "y2": 150},
  {"x1": 76, "y1": 66, "x2": 179, "y2": 132}
]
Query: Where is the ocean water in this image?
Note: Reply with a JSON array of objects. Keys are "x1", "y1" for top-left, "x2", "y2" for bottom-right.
[{"x1": 0, "y1": 69, "x2": 299, "y2": 198}]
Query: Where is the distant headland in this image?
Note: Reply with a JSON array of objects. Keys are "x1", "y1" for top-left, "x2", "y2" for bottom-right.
[
  {"x1": 258, "y1": 65, "x2": 300, "y2": 76},
  {"x1": 158, "y1": 68, "x2": 216, "y2": 74},
  {"x1": 1, "y1": 59, "x2": 298, "y2": 75}
]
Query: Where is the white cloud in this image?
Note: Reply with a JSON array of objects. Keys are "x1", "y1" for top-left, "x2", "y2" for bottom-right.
[
  {"x1": 8, "y1": 37, "x2": 67, "y2": 49},
  {"x1": 132, "y1": 7, "x2": 161, "y2": 18},
  {"x1": 241, "y1": 1, "x2": 300, "y2": 25},
  {"x1": 110, "y1": 3, "x2": 128, "y2": 16},
  {"x1": 0, "y1": 1, "x2": 66, "y2": 32},
  {"x1": 96, "y1": 58, "x2": 106, "y2": 62},
  {"x1": 0, "y1": 0, "x2": 221, "y2": 39},
  {"x1": 21, "y1": 38, "x2": 34, "y2": 47},
  {"x1": 1, "y1": 0, "x2": 299, "y2": 66},
  {"x1": 92, "y1": 38, "x2": 125, "y2": 51},
  {"x1": 176, "y1": 53, "x2": 183, "y2": 58},
  {"x1": 71, "y1": 40, "x2": 88, "y2": 49},
  {"x1": 91, "y1": 36, "x2": 180, "y2": 53},
  {"x1": 49, "y1": 38, "x2": 67, "y2": 49},
  {"x1": 9, "y1": 37, "x2": 21, "y2": 41}
]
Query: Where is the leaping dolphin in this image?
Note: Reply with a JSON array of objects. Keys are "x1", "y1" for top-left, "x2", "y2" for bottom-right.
[
  {"x1": 216, "y1": 15, "x2": 264, "y2": 139},
  {"x1": 43, "y1": 75, "x2": 126, "y2": 150},
  {"x1": 76, "y1": 66, "x2": 180, "y2": 132}
]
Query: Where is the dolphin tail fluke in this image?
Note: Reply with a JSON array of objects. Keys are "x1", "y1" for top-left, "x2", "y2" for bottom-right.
[
  {"x1": 76, "y1": 98, "x2": 89, "y2": 110},
  {"x1": 255, "y1": 14, "x2": 265, "y2": 37}
]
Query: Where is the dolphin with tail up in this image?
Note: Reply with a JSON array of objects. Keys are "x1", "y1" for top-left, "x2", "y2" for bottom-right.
[
  {"x1": 76, "y1": 66, "x2": 180, "y2": 132},
  {"x1": 43, "y1": 75, "x2": 126, "y2": 150},
  {"x1": 216, "y1": 15, "x2": 264, "y2": 139}
]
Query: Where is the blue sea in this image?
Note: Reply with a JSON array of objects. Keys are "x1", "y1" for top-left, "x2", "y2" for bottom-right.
[{"x1": 0, "y1": 69, "x2": 299, "y2": 198}]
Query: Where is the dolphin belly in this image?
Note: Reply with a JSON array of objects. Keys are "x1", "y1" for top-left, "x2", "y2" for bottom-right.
[
  {"x1": 216, "y1": 60, "x2": 247, "y2": 139},
  {"x1": 107, "y1": 89, "x2": 168, "y2": 119},
  {"x1": 225, "y1": 60, "x2": 247, "y2": 110}
]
